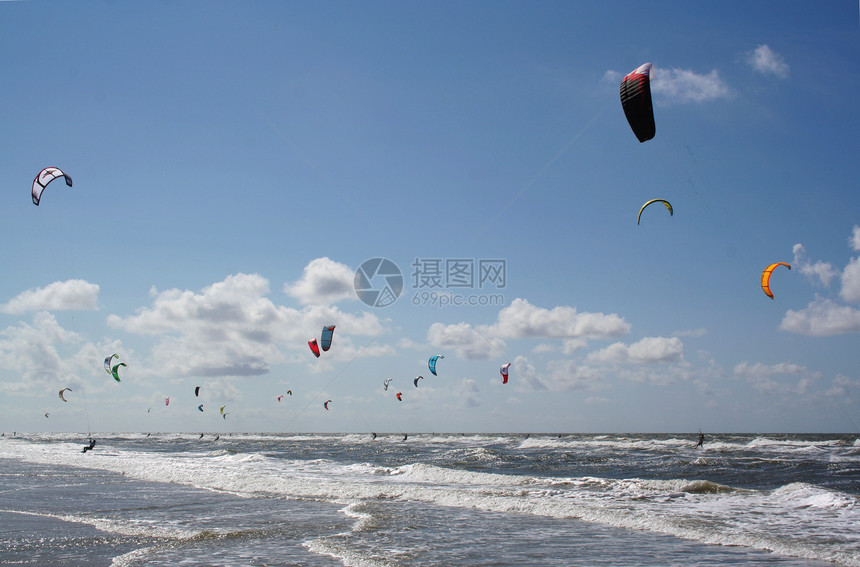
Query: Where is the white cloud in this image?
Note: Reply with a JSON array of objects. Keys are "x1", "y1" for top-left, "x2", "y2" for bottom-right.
[
  {"x1": 505, "y1": 355, "x2": 538, "y2": 391},
  {"x1": 563, "y1": 338, "x2": 588, "y2": 354},
  {"x1": 840, "y1": 256, "x2": 860, "y2": 304},
  {"x1": 781, "y1": 228, "x2": 860, "y2": 335},
  {"x1": 651, "y1": 66, "x2": 733, "y2": 103},
  {"x1": 486, "y1": 298, "x2": 630, "y2": 340},
  {"x1": 1, "y1": 279, "x2": 99, "y2": 314},
  {"x1": 0, "y1": 312, "x2": 82, "y2": 385},
  {"x1": 459, "y1": 378, "x2": 481, "y2": 408},
  {"x1": 780, "y1": 298, "x2": 860, "y2": 336},
  {"x1": 793, "y1": 243, "x2": 839, "y2": 288},
  {"x1": 543, "y1": 359, "x2": 607, "y2": 391},
  {"x1": 850, "y1": 226, "x2": 860, "y2": 252},
  {"x1": 426, "y1": 322, "x2": 504, "y2": 360},
  {"x1": 826, "y1": 374, "x2": 860, "y2": 398},
  {"x1": 429, "y1": 299, "x2": 630, "y2": 361},
  {"x1": 733, "y1": 361, "x2": 820, "y2": 394},
  {"x1": 602, "y1": 69, "x2": 622, "y2": 84},
  {"x1": 283, "y1": 257, "x2": 355, "y2": 306},
  {"x1": 734, "y1": 361, "x2": 807, "y2": 377},
  {"x1": 586, "y1": 336, "x2": 684, "y2": 365},
  {"x1": 746, "y1": 44, "x2": 789, "y2": 79},
  {"x1": 107, "y1": 273, "x2": 387, "y2": 378}
]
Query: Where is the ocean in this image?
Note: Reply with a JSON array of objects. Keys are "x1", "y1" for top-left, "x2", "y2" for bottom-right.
[{"x1": 0, "y1": 433, "x2": 857, "y2": 566}]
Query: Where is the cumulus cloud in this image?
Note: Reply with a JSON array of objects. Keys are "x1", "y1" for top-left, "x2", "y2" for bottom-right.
[
  {"x1": 1, "y1": 279, "x2": 99, "y2": 314},
  {"x1": 651, "y1": 66, "x2": 734, "y2": 103},
  {"x1": 793, "y1": 243, "x2": 839, "y2": 288},
  {"x1": 746, "y1": 44, "x2": 789, "y2": 79},
  {"x1": 426, "y1": 322, "x2": 504, "y2": 360},
  {"x1": 780, "y1": 298, "x2": 860, "y2": 336},
  {"x1": 563, "y1": 338, "x2": 588, "y2": 354},
  {"x1": 0, "y1": 312, "x2": 82, "y2": 385},
  {"x1": 486, "y1": 298, "x2": 630, "y2": 340},
  {"x1": 108, "y1": 273, "x2": 387, "y2": 378},
  {"x1": 503, "y1": 355, "x2": 540, "y2": 391},
  {"x1": 542, "y1": 359, "x2": 607, "y2": 391},
  {"x1": 781, "y1": 228, "x2": 860, "y2": 336},
  {"x1": 586, "y1": 336, "x2": 684, "y2": 365},
  {"x1": 602, "y1": 69, "x2": 621, "y2": 83},
  {"x1": 459, "y1": 378, "x2": 481, "y2": 408},
  {"x1": 284, "y1": 257, "x2": 355, "y2": 305},
  {"x1": 839, "y1": 227, "x2": 860, "y2": 303},
  {"x1": 840, "y1": 257, "x2": 860, "y2": 304},
  {"x1": 734, "y1": 361, "x2": 807, "y2": 377},
  {"x1": 430, "y1": 299, "x2": 630, "y2": 361},
  {"x1": 826, "y1": 374, "x2": 860, "y2": 398},
  {"x1": 734, "y1": 361, "x2": 820, "y2": 394},
  {"x1": 850, "y1": 226, "x2": 860, "y2": 252}
]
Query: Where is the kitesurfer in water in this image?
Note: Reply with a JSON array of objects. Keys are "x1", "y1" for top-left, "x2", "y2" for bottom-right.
[
  {"x1": 81, "y1": 438, "x2": 96, "y2": 453},
  {"x1": 695, "y1": 432, "x2": 705, "y2": 448}
]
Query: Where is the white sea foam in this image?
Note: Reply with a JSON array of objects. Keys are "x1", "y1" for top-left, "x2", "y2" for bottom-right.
[
  {"x1": 0, "y1": 508, "x2": 199, "y2": 541},
  {"x1": 2, "y1": 435, "x2": 858, "y2": 566}
]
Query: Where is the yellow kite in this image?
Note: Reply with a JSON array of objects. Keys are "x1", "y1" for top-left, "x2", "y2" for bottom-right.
[
  {"x1": 637, "y1": 199, "x2": 673, "y2": 225},
  {"x1": 761, "y1": 263, "x2": 791, "y2": 299}
]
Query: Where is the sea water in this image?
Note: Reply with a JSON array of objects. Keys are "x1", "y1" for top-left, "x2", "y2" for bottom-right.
[{"x1": 0, "y1": 433, "x2": 857, "y2": 566}]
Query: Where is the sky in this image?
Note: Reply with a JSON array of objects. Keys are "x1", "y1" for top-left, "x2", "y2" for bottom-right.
[{"x1": 1, "y1": 1, "x2": 859, "y2": 434}]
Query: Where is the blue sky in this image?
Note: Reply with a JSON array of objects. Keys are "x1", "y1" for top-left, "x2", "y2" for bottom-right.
[{"x1": 1, "y1": 1, "x2": 859, "y2": 434}]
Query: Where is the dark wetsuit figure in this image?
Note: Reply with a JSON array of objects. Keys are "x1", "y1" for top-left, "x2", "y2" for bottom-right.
[{"x1": 82, "y1": 438, "x2": 97, "y2": 453}]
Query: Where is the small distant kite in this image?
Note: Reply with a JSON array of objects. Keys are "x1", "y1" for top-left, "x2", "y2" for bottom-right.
[
  {"x1": 165, "y1": 397, "x2": 170, "y2": 406},
  {"x1": 309, "y1": 325, "x2": 336, "y2": 357},
  {"x1": 104, "y1": 354, "x2": 119, "y2": 375},
  {"x1": 396, "y1": 392, "x2": 403, "y2": 401},
  {"x1": 197, "y1": 404, "x2": 204, "y2": 412},
  {"x1": 620, "y1": 62, "x2": 655, "y2": 143},
  {"x1": 111, "y1": 363, "x2": 127, "y2": 383},
  {"x1": 761, "y1": 262, "x2": 791, "y2": 299},
  {"x1": 105, "y1": 354, "x2": 125, "y2": 382},
  {"x1": 195, "y1": 386, "x2": 200, "y2": 397},
  {"x1": 414, "y1": 376, "x2": 423, "y2": 388},
  {"x1": 32, "y1": 167, "x2": 73, "y2": 206},
  {"x1": 637, "y1": 199, "x2": 673, "y2": 225},
  {"x1": 58, "y1": 387, "x2": 72, "y2": 402},
  {"x1": 308, "y1": 338, "x2": 321, "y2": 358},
  {"x1": 428, "y1": 355, "x2": 444, "y2": 376},
  {"x1": 320, "y1": 325, "x2": 336, "y2": 352},
  {"x1": 324, "y1": 400, "x2": 332, "y2": 410},
  {"x1": 383, "y1": 378, "x2": 392, "y2": 391},
  {"x1": 500, "y1": 363, "x2": 511, "y2": 384}
]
